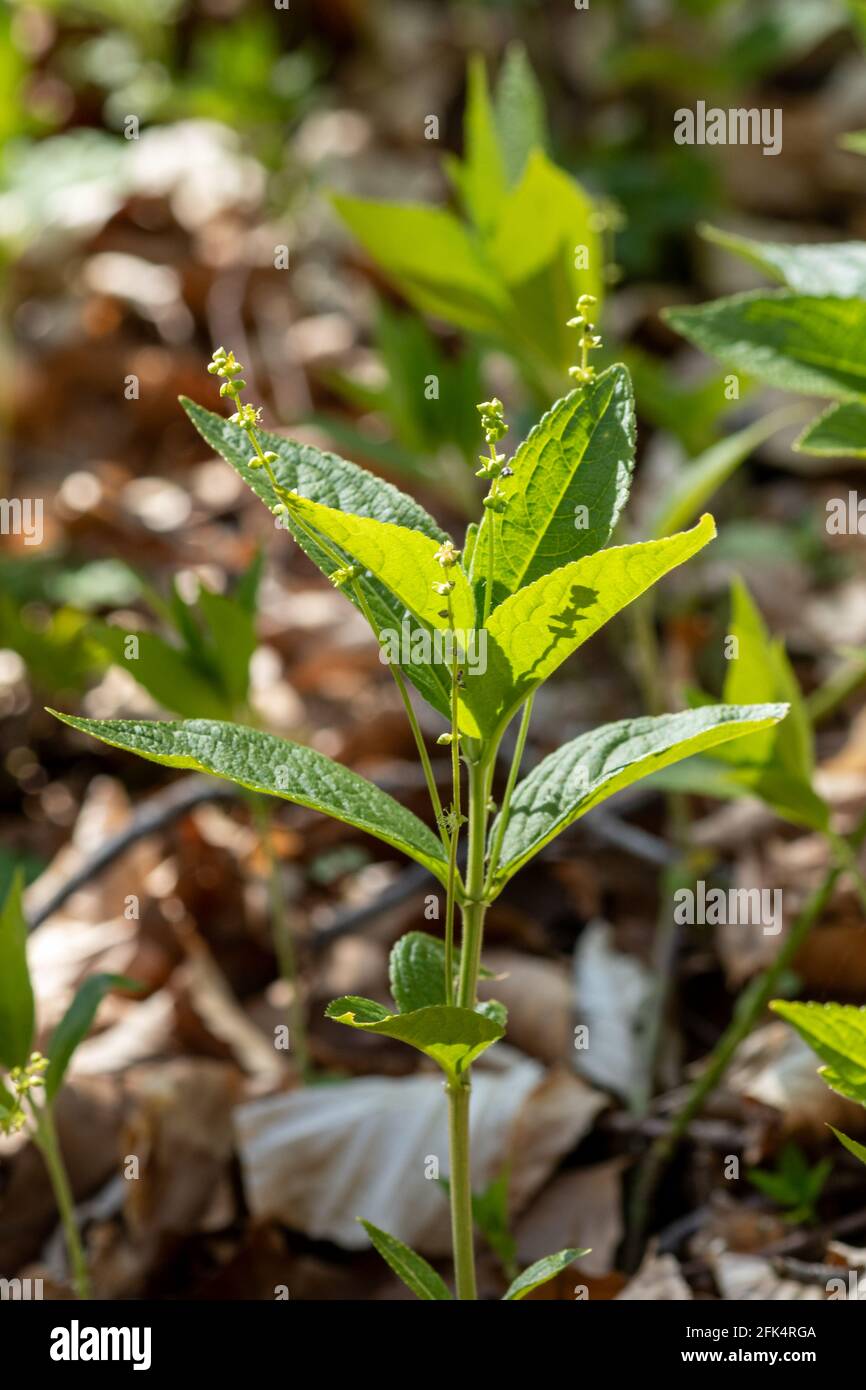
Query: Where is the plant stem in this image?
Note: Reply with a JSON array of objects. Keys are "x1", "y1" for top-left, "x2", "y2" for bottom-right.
[
  {"x1": 484, "y1": 695, "x2": 534, "y2": 896},
  {"x1": 351, "y1": 580, "x2": 453, "y2": 862},
  {"x1": 446, "y1": 752, "x2": 493, "y2": 1301},
  {"x1": 457, "y1": 757, "x2": 491, "y2": 1009},
  {"x1": 251, "y1": 794, "x2": 310, "y2": 1082},
  {"x1": 32, "y1": 1101, "x2": 91, "y2": 1299},
  {"x1": 446, "y1": 1076, "x2": 476, "y2": 1300},
  {"x1": 443, "y1": 603, "x2": 462, "y2": 1006},
  {"x1": 626, "y1": 807, "x2": 866, "y2": 1266}
]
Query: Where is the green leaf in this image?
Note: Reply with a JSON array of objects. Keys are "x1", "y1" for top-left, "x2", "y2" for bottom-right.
[
  {"x1": 486, "y1": 151, "x2": 602, "y2": 371},
  {"x1": 653, "y1": 758, "x2": 829, "y2": 831},
  {"x1": 283, "y1": 493, "x2": 475, "y2": 634},
  {"x1": 491, "y1": 702, "x2": 788, "y2": 888},
  {"x1": 502, "y1": 1248, "x2": 589, "y2": 1300},
  {"x1": 700, "y1": 224, "x2": 866, "y2": 299},
  {"x1": 49, "y1": 713, "x2": 450, "y2": 886},
  {"x1": 471, "y1": 367, "x2": 636, "y2": 609},
  {"x1": 196, "y1": 585, "x2": 256, "y2": 710},
  {"x1": 89, "y1": 622, "x2": 231, "y2": 720},
  {"x1": 325, "y1": 1000, "x2": 504, "y2": 1081},
  {"x1": 450, "y1": 56, "x2": 507, "y2": 233},
  {"x1": 0, "y1": 1076, "x2": 16, "y2": 1115},
  {"x1": 796, "y1": 401, "x2": 866, "y2": 456},
  {"x1": 665, "y1": 292, "x2": 866, "y2": 400},
  {"x1": 648, "y1": 407, "x2": 801, "y2": 540},
  {"x1": 471, "y1": 1167, "x2": 517, "y2": 1273},
  {"x1": 829, "y1": 1126, "x2": 866, "y2": 1166},
  {"x1": 389, "y1": 931, "x2": 450, "y2": 1013},
  {"x1": 330, "y1": 195, "x2": 506, "y2": 336},
  {"x1": 181, "y1": 396, "x2": 452, "y2": 720},
  {"x1": 494, "y1": 42, "x2": 548, "y2": 186},
  {"x1": 722, "y1": 580, "x2": 813, "y2": 780},
  {"x1": 359, "y1": 1220, "x2": 452, "y2": 1300},
  {"x1": 0, "y1": 871, "x2": 34, "y2": 1070},
  {"x1": 462, "y1": 515, "x2": 717, "y2": 740},
  {"x1": 771, "y1": 1001, "x2": 866, "y2": 1105},
  {"x1": 45, "y1": 973, "x2": 139, "y2": 1099}
]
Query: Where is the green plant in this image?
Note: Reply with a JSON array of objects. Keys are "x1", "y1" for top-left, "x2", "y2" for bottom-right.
[
  {"x1": 627, "y1": 578, "x2": 866, "y2": 1256},
  {"x1": 772, "y1": 1001, "x2": 866, "y2": 1168},
  {"x1": 332, "y1": 49, "x2": 611, "y2": 399},
  {"x1": 88, "y1": 553, "x2": 313, "y2": 1078},
  {"x1": 0, "y1": 873, "x2": 138, "y2": 1299},
  {"x1": 48, "y1": 334, "x2": 788, "y2": 1300},
  {"x1": 665, "y1": 224, "x2": 866, "y2": 460},
  {"x1": 88, "y1": 553, "x2": 262, "y2": 722},
  {"x1": 747, "y1": 1142, "x2": 832, "y2": 1224}
]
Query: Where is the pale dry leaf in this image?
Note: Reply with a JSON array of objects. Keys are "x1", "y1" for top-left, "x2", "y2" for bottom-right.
[
  {"x1": 712, "y1": 1252, "x2": 825, "y2": 1301},
  {"x1": 573, "y1": 920, "x2": 655, "y2": 1105},
  {"x1": 478, "y1": 949, "x2": 573, "y2": 1065},
  {"x1": 616, "y1": 1248, "x2": 693, "y2": 1301},
  {"x1": 508, "y1": 1067, "x2": 608, "y2": 1212},
  {"x1": 234, "y1": 1055, "x2": 606, "y2": 1255},
  {"x1": 726, "y1": 1021, "x2": 866, "y2": 1137}
]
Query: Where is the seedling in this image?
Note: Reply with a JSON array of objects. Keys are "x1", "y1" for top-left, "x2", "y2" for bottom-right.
[
  {"x1": 747, "y1": 1142, "x2": 832, "y2": 1224},
  {"x1": 50, "y1": 329, "x2": 787, "y2": 1299},
  {"x1": 0, "y1": 873, "x2": 138, "y2": 1299}
]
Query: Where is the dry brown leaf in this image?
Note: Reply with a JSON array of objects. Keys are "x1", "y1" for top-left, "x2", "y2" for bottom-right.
[
  {"x1": 727, "y1": 1021, "x2": 866, "y2": 1138},
  {"x1": 477, "y1": 949, "x2": 573, "y2": 1065},
  {"x1": 515, "y1": 1160, "x2": 626, "y2": 1277}
]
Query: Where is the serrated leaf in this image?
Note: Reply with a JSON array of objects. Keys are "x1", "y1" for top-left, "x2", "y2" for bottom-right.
[
  {"x1": 0, "y1": 871, "x2": 34, "y2": 1070},
  {"x1": 49, "y1": 713, "x2": 450, "y2": 886},
  {"x1": 665, "y1": 292, "x2": 866, "y2": 400},
  {"x1": 389, "y1": 931, "x2": 450, "y2": 1013},
  {"x1": 359, "y1": 1219, "x2": 452, "y2": 1300},
  {"x1": 331, "y1": 195, "x2": 506, "y2": 336},
  {"x1": 796, "y1": 401, "x2": 866, "y2": 456},
  {"x1": 325, "y1": 1000, "x2": 504, "y2": 1080},
  {"x1": 462, "y1": 515, "x2": 716, "y2": 741},
  {"x1": 771, "y1": 1001, "x2": 866, "y2": 1104},
  {"x1": 491, "y1": 703, "x2": 788, "y2": 888},
  {"x1": 649, "y1": 407, "x2": 800, "y2": 540},
  {"x1": 471, "y1": 367, "x2": 636, "y2": 609},
  {"x1": 700, "y1": 224, "x2": 866, "y2": 299},
  {"x1": 502, "y1": 1248, "x2": 589, "y2": 1300},
  {"x1": 494, "y1": 42, "x2": 548, "y2": 186},
  {"x1": 388, "y1": 931, "x2": 496, "y2": 1014},
  {"x1": 829, "y1": 1126, "x2": 866, "y2": 1166},
  {"x1": 283, "y1": 493, "x2": 475, "y2": 634},
  {"x1": 181, "y1": 397, "x2": 452, "y2": 720},
  {"x1": 45, "y1": 973, "x2": 139, "y2": 1099}
]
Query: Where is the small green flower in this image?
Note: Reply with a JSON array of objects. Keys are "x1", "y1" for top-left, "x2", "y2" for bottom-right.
[
  {"x1": 434, "y1": 540, "x2": 461, "y2": 568},
  {"x1": 329, "y1": 564, "x2": 359, "y2": 588}
]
